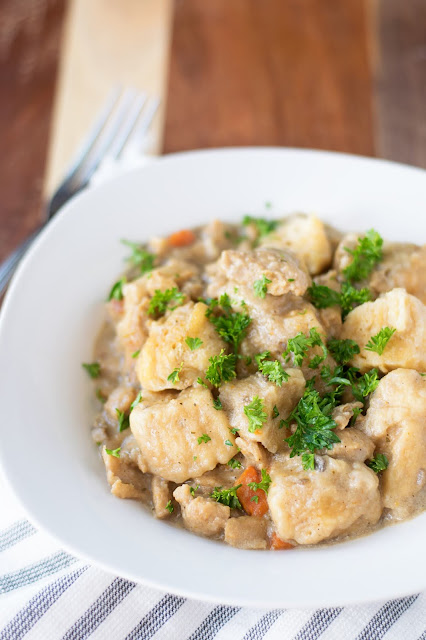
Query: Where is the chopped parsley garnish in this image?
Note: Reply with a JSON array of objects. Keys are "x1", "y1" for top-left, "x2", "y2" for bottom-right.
[
  {"x1": 272, "y1": 405, "x2": 279, "y2": 418},
  {"x1": 301, "y1": 453, "x2": 315, "y2": 470},
  {"x1": 229, "y1": 427, "x2": 239, "y2": 435},
  {"x1": 130, "y1": 391, "x2": 142, "y2": 411},
  {"x1": 206, "y1": 297, "x2": 251, "y2": 353},
  {"x1": 327, "y1": 338, "x2": 360, "y2": 364},
  {"x1": 105, "y1": 447, "x2": 121, "y2": 458},
  {"x1": 108, "y1": 277, "x2": 126, "y2": 301},
  {"x1": 244, "y1": 396, "x2": 267, "y2": 433},
  {"x1": 255, "y1": 351, "x2": 290, "y2": 386},
  {"x1": 242, "y1": 215, "x2": 278, "y2": 237},
  {"x1": 95, "y1": 388, "x2": 106, "y2": 403},
  {"x1": 343, "y1": 229, "x2": 383, "y2": 283},
  {"x1": 121, "y1": 240, "x2": 155, "y2": 274},
  {"x1": 210, "y1": 485, "x2": 242, "y2": 509},
  {"x1": 350, "y1": 406, "x2": 362, "y2": 425},
  {"x1": 82, "y1": 362, "x2": 101, "y2": 379},
  {"x1": 148, "y1": 287, "x2": 185, "y2": 317},
  {"x1": 185, "y1": 337, "x2": 203, "y2": 351},
  {"x1": 227, "y1": 458, "x2": 242, "y2": 469},
  {"x1": 116, "y1": 409, "x2": 130, "y2": 432},
  {"x1": 205, "y1": 349, "x2": 237, "y2": 387},
  {"x1": 224, "y1": 439, "x2": 234, "y2": 447},
  {"x1": 167, "y1": 362, "x2": 184, "y2": 384},
  {"x1": 350, "y1": 368, "x2": 380, "y2": 402},
  {"x1": 283, "y1": 328, "x2": 327, "y2": 369},
  {"x1": 248, "y1": 468, "x2": 271, "y2": 494},
  {"x1": 339, "y1": 282, "x2": 371, "y2": 317},
  {"x1": 213, "y1": 397, "x2": 223, "y2": 410},
  {"x1": 197, "y1": 377, "x2": 208, "y2": 388},
  {"x1": 131, "y1": 349, "x2": 140, "y2": 358},
  {"x1": 366, "y1": 453, "x2": 389, "y2": 473},
  {"x1": 254, "y1": 275, "x2": 272, "y2": 298},
  {"x1": 197, "y1": 433, "x2": 211, "y2": 445},
  {"x1": 189, "y1": 485, "x2": 200, "y2": 496},
  {"x1": 284, "y1": 385, "x2": 341, "y2": 464},
  {"x1": 165, "y1": 500, "x2": 174, "y2": 513},
  {"x1": 307, "y1": 283, "x2": 341, "y2": 309},
  {"x1": 251, "y1": 495, "x2": 259, "y2": 503},
  {"x1": 365, "y1": 327, "x2": 396, "y2": 355}
]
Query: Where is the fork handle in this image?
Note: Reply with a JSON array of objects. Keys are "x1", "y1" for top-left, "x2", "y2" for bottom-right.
[{"x1": 0, "y1": 229, "x2": 40, "y2": 297}]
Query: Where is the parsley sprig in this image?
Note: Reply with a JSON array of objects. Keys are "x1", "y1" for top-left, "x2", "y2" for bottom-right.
[
  {"x1": 365, "y1": 327, "x2": 396, "y2": 355},
  {"x1": 108, "y1": 277, "x2": 126, "y2": 301},
  {"x1": 247, "y1": 468, "x2": 271, "y2": 494},
  {"x1": 242, "y1": 215, "x2": 278, "y2": 237},
  {"x1": 148, "y1": 288, "x2": 185, "y2": 317},
  {"x1": 366, "y1": 453, "x2": 389, "y2": 473},
  {"x1": 185, "y1": 337, "x2": 203, "y2": 351},
  {"x1": 343, "y1": 229, "x2": 383, "y2": 283},
  {"x1": 205, "y1": 350, "x2": 237, "y2": 387},
  {"x1": 283, "y1": 328, "x2": 327, "y2": 369},
  {"x1": 210, "y1": 485, "x2": 242, "y2": 509},
  {"x1": 327, "y1": 338, "x2": 360, "y2": 365},
  {"x1": 205, "y1": 294, "x2": 251, "y2": 354},
  {"x1": 82, "y1": 362, "x2": 101, "y2": 379},
  {"x1": 254, "y1": 275, "x2": 272, "y2": 298},
  {"x1": 244, "y1": 396, "x2": 267, "y2": 433},
  {"x1": 167, "y1": 362, "x2": 184, "y2": 384},
  {"x1": 121, "y1": 240, "x2": 155, "y2": 274},
  {"x1": 255, "y1": 351, "x2": 290, "y2": 386}
]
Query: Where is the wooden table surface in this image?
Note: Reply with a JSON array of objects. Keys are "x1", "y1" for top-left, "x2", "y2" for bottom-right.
[{"x1": 0, "y1": 0, "x2": 425, "y2": 263}]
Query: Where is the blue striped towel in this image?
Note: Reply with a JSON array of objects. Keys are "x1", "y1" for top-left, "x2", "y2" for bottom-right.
[{"x1": 1, "y1": 478, "x2": 425, "y2": 640}]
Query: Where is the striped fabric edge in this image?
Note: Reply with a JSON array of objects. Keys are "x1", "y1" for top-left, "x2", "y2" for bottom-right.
[
  {"x1": 356, "y1": 596, "x2": 419, "y2": 640},
  {"x1": 242, "y1": 609, "x2": 283, "y2": 640},
  {"x1": 0, "y1": 520, "x2": 36, "y2": 553},
  {"x1": 0, "y1": 566, "x2": 88, "y2": 640},
  {"x1": 125, "y1": 593, "x2": 186, "y2": 640},
  {"x1": 188, "y1": 605, "x2": 241, "y2": 640},
  {"x1": 0, "y1": 550, "x2": 77, "y2": 595},
  {"x1": 293, "y1": 607, "x2": 343, "y2": 640},
  {"x1": 62, "y1": 577, "x2": 136, "y2": 640}
]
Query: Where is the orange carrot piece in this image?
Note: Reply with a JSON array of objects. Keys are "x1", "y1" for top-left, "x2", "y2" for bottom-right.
[
  {"x1": 168, "y1": 229, "x2": 196, "y2": 247},
  {"x1": 270, "y1": 532, "x2": 294, "y2": 551},
  {"x1": 236, "y1": 466, "x2": 269, "y2": 517}
]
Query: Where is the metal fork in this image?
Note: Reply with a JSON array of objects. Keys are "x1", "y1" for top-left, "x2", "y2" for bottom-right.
[{"x1": 0, "y1": 88, "x2": 159, "y2": 297}]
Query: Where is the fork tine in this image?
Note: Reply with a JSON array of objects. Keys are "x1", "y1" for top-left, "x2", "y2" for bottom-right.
[
  {"x1": 108, "y1": 92, "x2": 147, "y2": 159},
  {"x1": 121, "y1": 96, "x2": 161, "y2": 155}
]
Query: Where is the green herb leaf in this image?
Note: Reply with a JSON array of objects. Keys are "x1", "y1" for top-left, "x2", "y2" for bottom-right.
[
  {"x1": 197, "y1": 433, "x2": 211, "y2": 445},
  {"x1": 242, "y1": 215, "x2": 278, "y2": 237},
  {"x1": 339, "y1": 282, "x2": 371, "y2": 317},
  {"x1": 130, "y1": 391, "x2": 142, "y2": 411},
  {"x1": 224, "y1": 439, "x2": 234, "y2": 447},
  {"x1": 255, "y1": 351, "x2": 290, "y2": 386},
  {"x1": 210, "y1": 485, "x2": 242, "y2": 509},
  {"x1": 327, "y1": 338, "x2": 360, "y2": 364},
  {"x1": 251, "y1": 495, "x2": 259, "y2": 503},
  {"x1": 205, "y1": 349, "x2": 237, "y2": 387},
  {"x1": 343, "y1": 229, "x2": 383, "y2": 283},
  {"x1": 131, "y1": 349, "x2": 141, "y2": 358},
  {"x1": 82, "y1": 362, "x2": 101, "y2": 379},
  {"x1": 366, "y1": 453, "x2": 389, "y2": 473},
  {"x1": 350, "y1": 368, "x2": 380, "y2": 403},
  {"x1": 165, "y1": 500, "x2": 174, "y2": 513},
  {"x1": 248, "y1": 468, "x2": 271, "y2": 494},
  {"x1": 283, "y1": 327, "x2": 327, "y2": 368},
  {"x1": 189, "y1": 485, "x2": 200, "y2": 496},
  {"x1": 213, "y1": 397, "x2": 223, "y2": 410},
  {"x1": 167, "y1": 362, "x2": 184, "y2": 384},
  {"x1": 254, "y1": 274, "x2": 272, "y2": 298},
  {"x1": 108, "y1": 277, "x2": 126, "y2": 301},
  {"x1": 307, "y1": 283, "x2": 341, "y2": 309},
  {"x1": 244, "y1": 396, "x2": 267, "y2": 433},
  {"x1": 227, "y1": 458, "x2": 242, "y2": 469},
  {"x1": 115, "y1": 409, "x2": 130, "y2": 432},
  {"x1": 229, "y1": 427, "x2": 239, "y2": 435},
  {"x1": 105, "y1": 447, "x2": 121, "y2": 458},
  {"x1": 148, "y1": 287, "x2": 185, "y2": 317},
  {"x1": 301, "y1": 452, "x2": 315, "y2": 470},
  {"x1": 185, "y1": 336, "x2": 203, "y2": 351},
  {"x1": 95, "y1": 388, "x2": 106, "y2": 403},
  {"x1": 197, "y1": 377, "x2": 209, "y2": 388},
  {"x1": 272, "y1": 405, "x2": 279, "y2": 418},
  {"x1": 121, "y1": 240, "x2": 155, "y2": 274},
  {"x1": 206, "y1": 298, "x2": 251, "y2": 354},
  {"x1": 365, "y1": 327, "x2": 396, "y2": 355}
]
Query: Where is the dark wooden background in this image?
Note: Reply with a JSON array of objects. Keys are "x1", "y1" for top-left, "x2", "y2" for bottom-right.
[{"x1": 0, "y1": 0, "x2": 425, "y2": 263}]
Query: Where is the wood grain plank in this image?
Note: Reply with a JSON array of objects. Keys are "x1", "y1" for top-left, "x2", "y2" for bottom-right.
[
  {"x1": 373, "y1": 0, "x2": 426, "y2": 168},
  {"x1": 0, "y1": 0, "x2": 65, "y2": 261},
  {"x1": 163, "y1": 0, "x2": 375, "y2": 155}
]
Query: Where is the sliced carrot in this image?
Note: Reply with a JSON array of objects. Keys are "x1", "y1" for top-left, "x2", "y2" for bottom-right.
[
  {"x1": 168, "y1": 229, "x2": 196, "y2": 247},
  {"x1": 270, "y1": 532, "x2": 294, "y2": 551},
  {"x1": 236, "y1": 466, "x2": 269, "y2": 517}
]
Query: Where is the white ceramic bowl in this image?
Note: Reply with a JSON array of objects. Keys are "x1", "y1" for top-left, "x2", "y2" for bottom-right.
[{"x1": 0, "y1": 149, "x2": 425, "y2": 608}]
